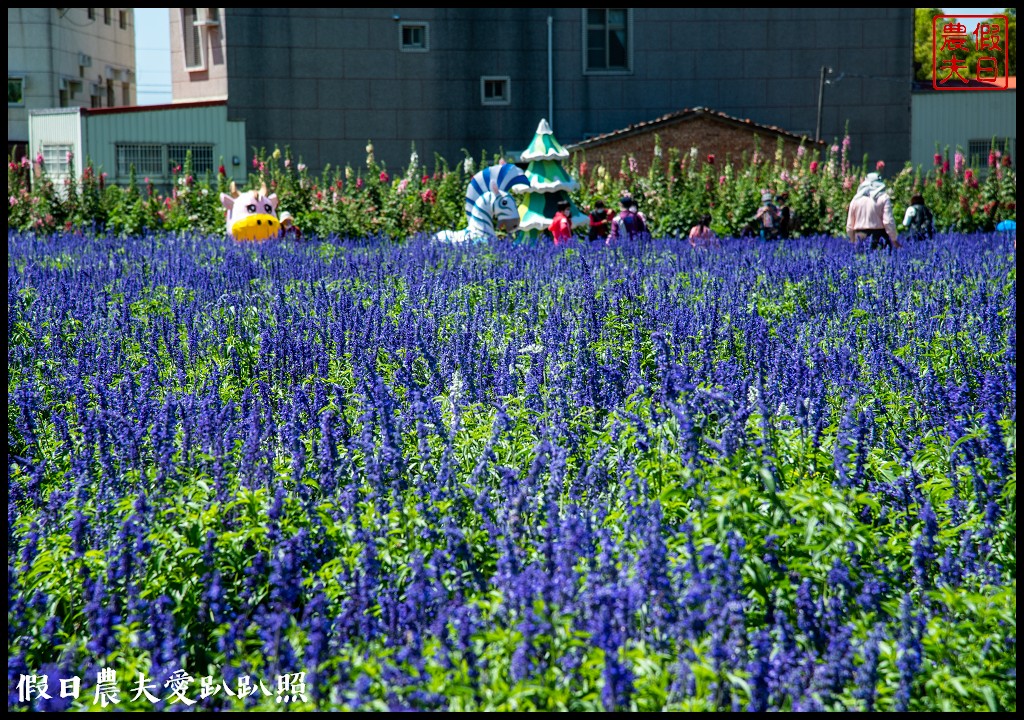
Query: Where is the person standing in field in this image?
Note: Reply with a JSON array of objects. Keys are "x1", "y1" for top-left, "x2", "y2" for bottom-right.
[
  {"x1": 549, "y1": 199, "x2": 573, "y2": 246},
  {"x1": 688, "y1": 213, "x2": 718, "y2": 248},
  {"x1": 588, "y1": 200, "x2": 610, "y2": 242},
  {"x1": 902, "y1": 193, "x2": 934, "y2": 241},
  {"x1": 847, "y1": 172, "x2": 899, "y2": 251},
  {"x1": 608, "y1": 196, "x2": 647, "y2": 244},
  {"x1": 754, "y1": 191, "x2": 781, "y2": 242}
]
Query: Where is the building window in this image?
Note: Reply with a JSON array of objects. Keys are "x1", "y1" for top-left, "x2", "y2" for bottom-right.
[
  {"x1": 968, "y1": 138, "x2": 1015, "y2": 168},
  {"x1": 117, "y1": 143, "x2": 164, "y2": 177},
  {"x1": 181, "y1": 8, "x2": 205, "y2": 70},
  {"x1": 103, "y1": 8, "x2": 111, "y2": 25},
  {"x1": 87, "y1": 8, "x2": 95, "y2": 20},
  {"x1": 399, "y1": 22, "x2": 429, "y2": 52},
  {"x1": 168, "y1": 144, "x2": 214, "y2": 175},
  {"x1": 119, "y1": 10, "x2": 128, "y2": 30},
  {"x1": 122, "y1": 81, "x2": 131, "y2": 106},
  {"x1": 583, "y1": 8, "x2": 631, "y2": 73},
  {"x1": 481, "y1": 76, "x2": 510, "y2": 106},
  {"x1": 107, "y1": 83, "x2": 116, "y2": 107},
  {"x1": 8, "y1": 77, "x2": 24, "y2": 105},
  {"x1": 42, "y1": 145, "x2": 72, "y2": 176}
]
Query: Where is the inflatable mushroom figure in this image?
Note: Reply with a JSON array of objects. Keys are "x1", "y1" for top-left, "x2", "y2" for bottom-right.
[{"x1": 221, "y1": 182, "x2": 281, "y2": 241}]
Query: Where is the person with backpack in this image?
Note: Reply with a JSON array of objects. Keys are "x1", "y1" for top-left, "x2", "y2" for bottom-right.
[
  {"x1": 608, "y1": 196, "x2": 647, "y2": 244},
  {"x1": 754, "y1": 191, "x2": 781, "y2": 241},
  {"x1": 902, "y1": 193, "x2": 934, "y2": 241}
]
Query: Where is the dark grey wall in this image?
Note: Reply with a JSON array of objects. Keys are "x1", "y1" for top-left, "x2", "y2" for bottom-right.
[{"x1": 225, "y1": 8, "x2": 913, "y2": 176}]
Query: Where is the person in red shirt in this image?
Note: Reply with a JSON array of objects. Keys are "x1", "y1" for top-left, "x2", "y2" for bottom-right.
[{"x1": 549, "y1": 199, "x2": 573, "y2": 246}]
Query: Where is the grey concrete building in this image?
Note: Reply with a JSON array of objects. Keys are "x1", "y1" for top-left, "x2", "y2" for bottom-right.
[{"x1": 171, "y1": 8, "x2": 914, "y2": 175}]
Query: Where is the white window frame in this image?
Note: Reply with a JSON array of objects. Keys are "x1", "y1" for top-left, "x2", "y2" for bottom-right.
[
  {"x1": 582, "y1": 8, "x2": 634, "y2": 75},
  {"x1": 480, "y1": 75, "x2": 511, "y2": 106},
  {"x1": 399, "y1": 21, "x2": 429, "y2": 52},
  {"x1": 42, "y1": 144, "x2": 72, "y2": 177},
  {"x1": 116, "y1": 143, "x2": 165, "y2": 178},
  {"x1": 181, "y1": 8, "x2": 206, "y2": 71}
]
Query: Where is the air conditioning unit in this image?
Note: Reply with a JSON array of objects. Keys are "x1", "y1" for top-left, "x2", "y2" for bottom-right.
[
  {"x1": 196, "y1": 8, "x2": 220, "y2": 26},
  {"x1": 78, "y1": 53, "x2": 92, "y2": 68}
]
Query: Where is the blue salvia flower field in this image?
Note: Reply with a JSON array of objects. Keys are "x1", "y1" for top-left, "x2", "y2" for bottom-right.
[{"x1": 7, "y1": 230, "x2": 1016, "y2": 711}]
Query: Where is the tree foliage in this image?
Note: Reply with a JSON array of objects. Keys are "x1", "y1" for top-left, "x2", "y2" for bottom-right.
[{"x1": 915, "y1": 8, "x2": 1017, "y2": 82}]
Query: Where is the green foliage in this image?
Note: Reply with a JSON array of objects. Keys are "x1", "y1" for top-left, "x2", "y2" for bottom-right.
[{"x1": 7, "y1": 132, "x2": 1019, "y2": 241}]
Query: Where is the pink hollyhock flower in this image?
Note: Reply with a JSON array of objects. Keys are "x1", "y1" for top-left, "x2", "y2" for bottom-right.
[
  {"x1": 797, "y1": 145, "x2": 806, "y2": 157},
  {"x1": 379, "y1": 171, "x2": 390, "y2": 184},
  {"x1": 810, "y1": 160, "x2": 819, "y2": 174},
  {"x1": 252, "y1": 155, "x2": 259, "y2": 168},
  {"x1": 830, "y1": 145, "x2": 839, "y2": 154},
  {"x1": 941, "y1": 160, "x2": 949, "y2": 174},
  {"x1": 628, "y1": 156, "x2": 639, "y2": 173},
  {"x1": 420, "y1": 189, "x2": 437, "y2": 204},
  {"x1": 35, "y1": 153, "x2": 44, "y2": 165},
  {"x1": 284, "y1": 158, "x2": 291, "y2": 169},
  {"x1": 397, "y1": 178, "x2": 410, "y2": 194},
  {"x1": 297, "y1": 163, "x2": 307, "y2": 173},
  {"x1": 719, "y1": 175, "x2": 727, "y2": 185},
  {"x1": 934, "y1": 153, "x2": 942, "y2": 166},
  {"x1": 954, "y1": 151, "x2": 965, "y2": 175},
  {"x1": 876, "y1": 160, "x2": 885, "y2": 171},
  {"x1": 356, "y1": 177, "x2": 364, "y2": 189},
  {"x1": 579, "y1": 161, "x2": 588, "y2": 177}
]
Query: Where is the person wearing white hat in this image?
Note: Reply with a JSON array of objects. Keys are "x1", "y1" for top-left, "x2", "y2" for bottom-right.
[
  {"x1": 846, "y1": 172, "x2": 898, "y2": 250},
  {"x1": 278, "y1": 211, "x2": 303, "y2": 240}
]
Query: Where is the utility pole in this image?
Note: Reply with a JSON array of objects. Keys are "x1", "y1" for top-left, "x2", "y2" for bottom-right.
[{"x1": 815, "y1": 66, "x2": 832, "y2": 143}]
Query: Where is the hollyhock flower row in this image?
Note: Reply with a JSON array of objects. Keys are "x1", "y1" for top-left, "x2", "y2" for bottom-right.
[{"x1": 7, "y1": 135, "x2": 1017, "y2": 240}]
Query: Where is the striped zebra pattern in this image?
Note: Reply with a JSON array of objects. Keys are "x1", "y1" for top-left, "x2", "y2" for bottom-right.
[
  {"x1": 435, "y1": 164, "x2": 529, "y2": 243},
  {"x1": 464, "y1": 164, "x2": 530, "y2": 221}
]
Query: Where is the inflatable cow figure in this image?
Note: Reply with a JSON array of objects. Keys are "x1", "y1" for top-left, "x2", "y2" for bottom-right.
[{"x1": 221, "y1": 183, "x2": 281, "y2": 241}]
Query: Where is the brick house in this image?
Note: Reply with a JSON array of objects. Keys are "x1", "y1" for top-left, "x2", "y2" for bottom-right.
[{"x1": 566, "y1": 107, "x2": 826, "y2": 173}]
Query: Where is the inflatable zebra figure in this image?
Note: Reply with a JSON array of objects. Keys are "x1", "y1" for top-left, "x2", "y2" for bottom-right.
[{"x1": 434, "y1": 164, "x2": 530, "y2": 244}]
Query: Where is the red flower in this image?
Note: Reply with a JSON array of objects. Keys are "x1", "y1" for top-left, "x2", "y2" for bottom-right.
[
  {"x1": 941, "y1": 160, "x2": 949, "y2": 174},
  {"x1": 706, "y1": 154, "x2": 715, "y2": 164},
  {"x1": 875, "y1": 160, "x2": 885, "y2": 171},
  {"x1": 1002, "y1": 155, "x2": 1012, "y2": 167},
  {"x1": 356, "y1": 177, "x2": 364, "y2": 189},
  {"x1": 809, "y1": 160, "x2": 819, "y2": 174},
  {"x1": 933, "y1": 153, "x2": 942, "y2": 166},
  {"x1": 218, "y1": 165, "x2": 226, "y2": 176},
  {"x1": 420, "y1": 189, "x2": 437, "y2": 204},
  {"x1": 421, "y1": 174, "x2": 430, "y2": 184},
  {"x1": 380, "y1": 171, "x2": 390, "y2": 184}
]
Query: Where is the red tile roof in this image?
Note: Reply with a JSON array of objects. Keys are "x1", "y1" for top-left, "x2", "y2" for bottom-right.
[{"x1": 567, "y1": 106, "x2": 824, "y2": 152}]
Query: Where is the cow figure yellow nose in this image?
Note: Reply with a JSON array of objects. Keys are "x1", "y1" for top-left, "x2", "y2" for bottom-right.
[{"x1": 232, "y1": 214, "x2": 280, "y2": 242}]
